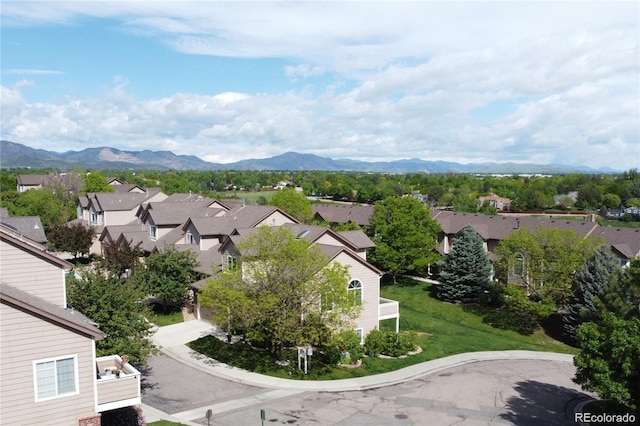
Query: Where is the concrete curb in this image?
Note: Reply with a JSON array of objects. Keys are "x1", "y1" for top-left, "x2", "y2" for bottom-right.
[{"x1": 158, "y1": 339, "x2": 575, "y2": 392}]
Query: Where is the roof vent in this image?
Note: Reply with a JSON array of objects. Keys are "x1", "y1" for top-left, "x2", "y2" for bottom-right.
[{"x1": 296, "y1": 229, "x2": 310, "y2": 239}]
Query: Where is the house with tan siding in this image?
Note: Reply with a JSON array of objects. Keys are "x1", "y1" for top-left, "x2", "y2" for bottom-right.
[
  {"x1": 0, "y1": 224, "x2": 141, "y2": 426},
  {"x1": 215, "y1": 224, "x2": 398, "y2": 339}
]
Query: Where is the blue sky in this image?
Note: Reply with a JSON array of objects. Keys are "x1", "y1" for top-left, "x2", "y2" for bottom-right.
[{"x1": 1, "y1": 1, "x2": 638, "y2": 170}]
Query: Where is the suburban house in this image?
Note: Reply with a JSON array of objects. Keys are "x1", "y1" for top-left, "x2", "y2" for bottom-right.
[
  {"x1": 96, "y1": 194, "x2": 398, "y2": 340},
  {"x1": 478, "y1": 193, "x2": 512, "y2": 211},
  {"x1": 215, "y1": 222, "x2": 397, "y2": 337},
  {"x1": 0, "y1": 223, "x2": 141, "y2": 426},
  {"x1": 75, "y1": 189, "x2": 167, "y2": 254},
  {"x1": 16, "y1": 173, "x2": 81, "y2": 193},
  {"x1": 312, "y1": 204, "x2": 374, "y2": 228},
  {"x1": 0, "y1": 208, "x2": 47, "y2": 244}
]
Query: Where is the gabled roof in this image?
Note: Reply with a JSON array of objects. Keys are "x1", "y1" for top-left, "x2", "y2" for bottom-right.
[
  {"x1": 337, "y1": 230, "x2": 376, "y2": 249},
  {"x1": 187, "y1": 205, "x2": 298, "y2": 237},
  {"x1": 0, "y1": 224, "x2": 72, "y2": 270},
  {"x1": 315, "y1": 243, "x2": 384, "y2": 275},
  {"x1": 1, "y1": 282, "x2": 105, "y2": 340},
  {"x1": 0, "y1": 216, "x2": 47, "y2": 243},
  {"x1": 312, "y1": 204, "x2": 374, "y2": 226},
  {"x1": 589, "y1": 227, "x2": 640, "y2": 259},
  {"x1": 17, "y1": 174, "x2": 49, "y2": 186},
  {"x1": 162, "y1": 193, "x2": 216, "y2": 203},
  {"x1": 87, "y1": 189, "x2": 164, "y2": 212},
  {"x1": 111, "y1": 183, "x2": 145, "y2": 193},
  {"x1": 139, "y1": 201, "x2": 222, "y2": 226}
]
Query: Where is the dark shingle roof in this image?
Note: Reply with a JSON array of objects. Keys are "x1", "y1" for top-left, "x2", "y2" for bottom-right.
[
  {"x1": 0, "y1": 216, "x2": 47, "y2": 243},
  {"x1": 312, "y1": 204, "x2": 374, "y2": 226}
]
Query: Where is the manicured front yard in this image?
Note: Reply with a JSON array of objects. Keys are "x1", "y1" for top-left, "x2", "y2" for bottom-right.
[{"x1": 188, "y1": 278, "x2": 577, "y2": 380}]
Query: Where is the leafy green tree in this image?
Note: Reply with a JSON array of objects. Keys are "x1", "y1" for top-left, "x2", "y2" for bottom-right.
[
  {"x1": 200, "y1": 226, "x2": 359, "y2": 360},
  {"x1": 83, "y1": 171, "x2": 114, "y2": 193},
  {"x1": 2, "y1": 187, "x2": 74, "y2": 231},
  {"x1": 100, "y1": 239, "x2": 144, "y2": 277},
  {"x1": 485, "y1": 284, "x2": 555, "y2": 335},
  {"x1": 66, "y1": 271, "x2": 157, "y2": 365},
  {"x1": 598, "y1": 258, "x2": 640, "y2": 320},
  {"x1": 369, "y1": 196, "x2": 441, "y2": 282},
  {"x1": 133, "y1": 246, "x2": 201, "y2": 312},
  {"x1": 495, "y1": 226, "x2": 603, "y2": 306},
  {"x1": 269, "y1": 188, "x2": 313, "y2": 223},
  {"x1": 436, "y1": 225, "x2": 493, "y2": 303},
  {"x1": 47, "y1": 222, "x2": 95, "y2": 259},
  {"x1": 602, "y1": 193, "x2": 622, "y2": 209},
  {"x1": 562, "y1": 246, "x2": 621, "y2": 344},
  {"x1": 574, "y1": 313, "x2": 640, "y2": 410}
]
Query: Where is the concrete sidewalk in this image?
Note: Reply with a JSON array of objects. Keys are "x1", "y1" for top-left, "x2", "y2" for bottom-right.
[{"x1": 151, "y1": 320, "x2": 575, "y2": 392}]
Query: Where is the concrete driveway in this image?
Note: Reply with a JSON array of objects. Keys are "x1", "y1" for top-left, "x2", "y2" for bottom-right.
[{"x1": 142, "y1": 355, "x2": 592, "y2": 425}]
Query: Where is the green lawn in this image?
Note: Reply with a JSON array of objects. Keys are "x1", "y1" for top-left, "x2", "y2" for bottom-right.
[
  {"x1": 148, "y1": 303, "x2": 184, "y2": 327},
  {"x1": 188, "y1": 278, "x2": 577, "y2": 380}
]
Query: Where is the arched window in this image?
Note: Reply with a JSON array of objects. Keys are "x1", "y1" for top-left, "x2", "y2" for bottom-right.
[
  {"x1": 348, "y1": 279, "x2": 362, "y2": 306},
  {"x1": 513, "y1": 254, "x2": 525, "y2": 277}
]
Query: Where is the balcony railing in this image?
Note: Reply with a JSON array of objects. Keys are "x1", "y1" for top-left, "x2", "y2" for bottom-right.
[
  {"x1": 378, "y1": 297, "x2": 399, "y2": 319},
  {"x1": 96, "y1": 355, "x2": 141, "y2": 412}
]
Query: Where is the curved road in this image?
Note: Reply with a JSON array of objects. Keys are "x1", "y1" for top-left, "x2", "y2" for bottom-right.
[{"x1": 142, "y1": 353, "x2": 592, "y2": 425}]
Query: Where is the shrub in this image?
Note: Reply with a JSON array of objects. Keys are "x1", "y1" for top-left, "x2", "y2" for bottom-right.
[
  {"x1": 333, "y1": 330, "x2": 364, "y2": 362},
  {"x1": 364, "y1": 329, "x2": 386, "y2": 356},
  {"x1": 365, "y1": 329, "x2": 418, "y2": 358}
]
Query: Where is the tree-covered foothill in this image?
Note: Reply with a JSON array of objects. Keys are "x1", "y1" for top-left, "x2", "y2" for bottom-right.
[
  {"x1": 47, "y1": 222, "x2": 95, "y2": 259},
  {"x1": 199, "y1": 226, "x2": 360, "y2": 360},
  {"x1": 368, "y1": 196, "x2": 441, "y2": 282},
  {"x1": 436, "y1": 225, "x2": 493, "y2": 303},
  {"x1": 269, "y1": 187, "x2": 314, "y2": 223},
  {"x1": 66, "y1": 271, "x2": 156, "y2": 365},
  {"x1": 133, "y1": 245, "x2": 202, "y2": 312},
  {"x1": 562, "y1": 246, "x2": 621, "y2": 344}
]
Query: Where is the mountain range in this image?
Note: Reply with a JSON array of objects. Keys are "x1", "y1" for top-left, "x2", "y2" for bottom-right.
[{"x1": 0, "y1": 140, "x2": 617, "y2": 174}]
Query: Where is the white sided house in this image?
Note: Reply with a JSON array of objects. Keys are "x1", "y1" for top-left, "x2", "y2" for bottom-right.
[{"x1": 0, "y1": 224, "x2": 141, "y2": 426}]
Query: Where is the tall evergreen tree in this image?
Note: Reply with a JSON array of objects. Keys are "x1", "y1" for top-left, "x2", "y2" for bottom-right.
[
  {"x1": 562, "y1": 246, "x2": 620, "y2": 344},
  {"x1": 437, "y1": 225, "x2": 492, "y2": 303},
  {"x1": 598, "y1": 258, "x2": 640, "y2": 320}
]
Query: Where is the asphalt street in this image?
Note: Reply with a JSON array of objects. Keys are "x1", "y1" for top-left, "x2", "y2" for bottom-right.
[{"x1": 142, "y1": 354, "x2": 592, "y2": 425}]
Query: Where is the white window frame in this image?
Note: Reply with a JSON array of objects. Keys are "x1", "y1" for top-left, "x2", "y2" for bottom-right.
[
  {"x1": 185, "y1": 232, "x2": 195, "y2": 245},
  {"x1": 348, "y1": 279, "x2": 363, "y2": 306},
  {"x1": 89, "y1": 211, "x2": 97, "y2": 224},
  {"x1": 33, "y1": 355, "x2": 79, "y2": 402},
  {"x1": 150, "y1": 225, "x2": 158, "y2": 240},
  {"x1": 226, "y1": 255, "x2": 237, "y2": 270},
  {"x1": 355, "y1": 328, "x2": 364, "y2": 344}
]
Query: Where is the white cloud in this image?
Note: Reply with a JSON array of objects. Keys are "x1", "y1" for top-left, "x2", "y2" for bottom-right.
[{"x1": 1, "y1": 2, "x2": 638, "y2": 170}]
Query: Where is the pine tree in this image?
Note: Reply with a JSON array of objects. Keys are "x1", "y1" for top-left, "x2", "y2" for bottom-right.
[
  {"x1": 598, "y1": 258, "x2": 640, "y2": 320},
  {"x1": 562, "y1": 246, "x2": 620, "y2": 344},
  {"x1": 437, "y1": 225, "x2": 492, "y2": 303}
]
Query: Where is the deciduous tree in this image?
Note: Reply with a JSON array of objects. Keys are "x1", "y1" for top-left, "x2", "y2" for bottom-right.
[
  {"x1": 47, "y1": 222, "x2": 94, "y2": 259},
  {"x1": 200, "y1": 226, "x2": 359, "y2": 359},
  {"x1": 574, "y1": 313, "x2": 640, "y2": 410},
  {"x1": 269, "y1": 187, "x2": 313, "y2": 223},
  {"x1": 83, "y1": 171, "x2": 114, "y2": 193},
  {"x1": 66, "y1": 271, "x2": 156, "y2": 365},
  {"x1": 133, "y1": 246, "x2": 201, "y2": 312},
  {"x1": 100, "y1": 239, "x2": 144, "y2": 277},
  {"x1": 369, "y1": 196, "x2": 441, "y2": 282}
]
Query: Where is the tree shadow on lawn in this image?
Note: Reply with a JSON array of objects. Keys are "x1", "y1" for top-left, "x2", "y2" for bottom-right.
[{"x1": 500, "y1": 380, "x2": 593, "y2": 426}]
